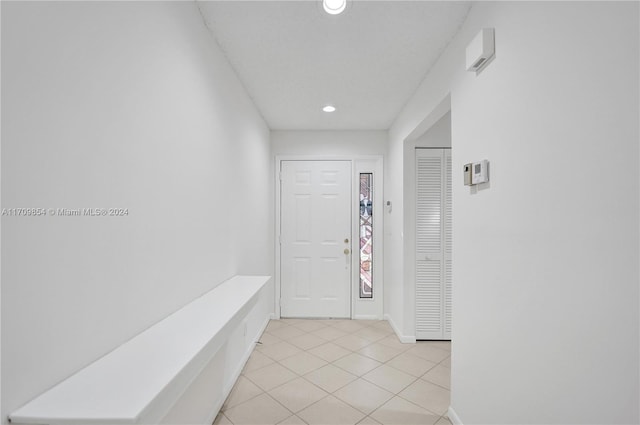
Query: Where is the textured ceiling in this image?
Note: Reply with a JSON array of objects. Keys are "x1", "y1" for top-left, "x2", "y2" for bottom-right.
[{"x1": 197, "y1": 1, "x2": 471, "y2": 130}]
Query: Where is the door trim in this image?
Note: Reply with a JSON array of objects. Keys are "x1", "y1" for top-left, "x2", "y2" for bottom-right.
[
  {"x1": 401, "y1": 94, "x2": 451, "y2": 339},
  {"x1": 274, "y1": 155, "x2": 384, "y2": 320}
]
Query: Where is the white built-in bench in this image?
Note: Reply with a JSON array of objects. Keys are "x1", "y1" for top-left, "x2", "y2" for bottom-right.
[{"x1": 9, "y1": 275, "x2": 272, "y2": 425}]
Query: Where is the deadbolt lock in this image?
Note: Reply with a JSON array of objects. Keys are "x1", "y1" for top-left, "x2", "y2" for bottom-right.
[{"x1": 344, "y1": 238, "x2": 349, "y2": 243}]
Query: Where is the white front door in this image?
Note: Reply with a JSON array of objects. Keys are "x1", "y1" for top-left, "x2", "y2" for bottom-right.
[{"x1": 280, "y1": 160, "x2": 352, "y2": 318}]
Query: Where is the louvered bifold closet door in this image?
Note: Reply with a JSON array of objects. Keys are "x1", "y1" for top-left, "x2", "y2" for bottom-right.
[
  {"x1": 415, "y1": 149, "x2": 444, "y2": 339},
  {"x1": 415, "y1": 148, "x2": 451, "y2": 340}
]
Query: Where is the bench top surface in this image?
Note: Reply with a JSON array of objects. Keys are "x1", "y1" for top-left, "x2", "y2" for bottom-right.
[{"x1": 10, "y1": 275, "x2": 270, "y2": 424}]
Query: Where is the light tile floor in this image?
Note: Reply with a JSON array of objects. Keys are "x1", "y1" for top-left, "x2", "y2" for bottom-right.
[{"x1": 215, "y1": 319, "x2": 452, "y2": 425}]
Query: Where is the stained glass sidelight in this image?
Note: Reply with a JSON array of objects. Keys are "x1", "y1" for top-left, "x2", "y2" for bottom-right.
[{"x1": 359, "y1": 173, "x2": 373, "y2": 298}]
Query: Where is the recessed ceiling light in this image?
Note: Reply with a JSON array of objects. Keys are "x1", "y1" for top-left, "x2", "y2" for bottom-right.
[
  {"x1": 323, "y1": 105, "x2": 336, "y2": 112},
  {"x1": 323, "y1": 0, "x2": 346, "y2": 15}
]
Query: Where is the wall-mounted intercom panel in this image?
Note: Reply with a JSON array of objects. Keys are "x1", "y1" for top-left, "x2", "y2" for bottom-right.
[
  {"x1": 464, "y1": 160, "x2": 489, "y2": 186},
  {"x1": 472, "y1": 160, "x2": 489, "y2": 184}
]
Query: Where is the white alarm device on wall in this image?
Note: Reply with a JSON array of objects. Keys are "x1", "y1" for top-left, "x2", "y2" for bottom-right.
[{"x1": 471, "y1": 160, "x2": 489, "y2": 185}]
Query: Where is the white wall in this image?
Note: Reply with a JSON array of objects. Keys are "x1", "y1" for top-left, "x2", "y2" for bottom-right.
[
  {"x1": 0, "y1": 2, "x2": 3, "y2": 417},
  {"x1": 414, "y1": 112, "x2": 451, "y2": 149},
  {"x1": 1, "y1": 1, "x2": 272, "y2": 422},
  {"x1": 387, "y1": 1, "x2": 639, "y2": 424},
  {"x1": 272, "y1": 130, "x2": 387, "y2": 157}
]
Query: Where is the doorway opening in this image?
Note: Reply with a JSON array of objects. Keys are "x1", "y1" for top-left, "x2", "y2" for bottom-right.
[{"x1": 402, "y1": 94, "x2": 452, "y2": 342}]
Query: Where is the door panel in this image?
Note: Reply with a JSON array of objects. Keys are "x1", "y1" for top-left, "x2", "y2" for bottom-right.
[
  {"x1": 415, "y1": 149, "x2": 452, "y2": 340},
  {"x1": 281, "y1": 161, "x2": 351, "y2": 318}
]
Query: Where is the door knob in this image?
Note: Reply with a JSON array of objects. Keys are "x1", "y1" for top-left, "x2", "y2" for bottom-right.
[{"x1": 344, "y1": 248, "x2": 350, "y2": 255}]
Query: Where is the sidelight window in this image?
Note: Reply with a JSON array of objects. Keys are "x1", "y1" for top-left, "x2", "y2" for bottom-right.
[{"x1": 359, "y1": 173, "x2": 373, "y2": 298}]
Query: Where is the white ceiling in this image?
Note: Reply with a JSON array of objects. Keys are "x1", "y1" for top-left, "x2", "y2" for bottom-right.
[{"x1": 197, "y1": 1, "x2": 472, "y2": 130}]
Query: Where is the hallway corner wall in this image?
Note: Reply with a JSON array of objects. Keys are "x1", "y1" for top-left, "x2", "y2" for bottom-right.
[{"x1": 387, "y1": 1, "x2": 639, "y2": 424}]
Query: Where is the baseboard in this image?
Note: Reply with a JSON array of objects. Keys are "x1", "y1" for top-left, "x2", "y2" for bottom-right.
[
  {"x1": 448, "y1": 406, "x2": 462, "y2": 425},
  {"x1": 354, "y1": 314, "x2": 382, "y2": 320},
  {"x1": 384, "y1": 314, "x2": 416, "y2": 343}
]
